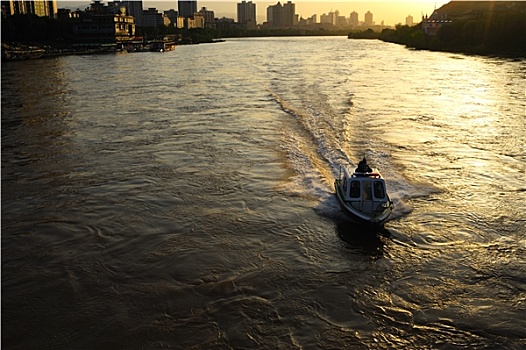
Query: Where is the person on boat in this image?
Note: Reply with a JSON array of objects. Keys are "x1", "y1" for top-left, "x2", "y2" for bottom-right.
[{"x1": 356, "y1": 157, "x2": 372, "y2": 173}]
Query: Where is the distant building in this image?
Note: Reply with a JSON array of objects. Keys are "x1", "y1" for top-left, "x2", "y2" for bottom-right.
[
  {"x1": 319, "y1": 13, "x2": 329, "y2": 25},
  {"x1": 349, "y1": 11, "x2": 358, "y2": 27},
  {"x1": 175, "y1": 16, "x2": 185, "y2": 28},
  {"x1": 282, "y1": 1, "x2": 295, "y2": 26},
  {"x1": 186, "y1": 12, "x2": 204, "y2": 28},
  {"x1": 178, "y1": 0, "x2": 197, "y2": 18},
  {"x1": 214, "y1": 16, "x2": 235, "y2": 30},
  {"x1": 142, "y1": 7, "x2": 169, "y2": 27},
  {"x1": 320, "y1": 10, "x2": 344, "y2": 27},
  {"x1": 364, "y1": 11, "x2": 373, "y2": 27},
  {"x1": 297, "y1": 14, "x2": 316, "y2": 27},
  {"x1": 120, "y1": 1, "x2": 143, "y2": 26},
  {"x1": 2, "y1": 0, "x2": 57, "y2": 18},
  {"x1": 237, "y1": 0, "x2": 256, "y2": 29},
  {"x1": 73, "y1": 2, "x2": 136, "y2": 43},
  {"x1": 199, "y1": 7, "x2": 214, "y2": 27},
  {"x1": 331, "y1": 10, "x2": 339, "y2": 26},
  {"x1": 87, "y1": 0, "x2": 106, "y2": 14},
  {"x1": 422, "y1": 9, "x2": 451, "y2": 35},
  {"x1": 164, "y1": 9, "x2": 178, "y2": 25},
  {"x1": 405, "y1": 14, "x2": 413, "y2": 26},
  {"x1": 335, "y1": 10, "x2": 347, "y2": 27},
  {"x1": 266, "y1": 1, "x2": 295, "y2": 28},
  {"x1": 266, "y1": 2, "x2": 280, "y2": 28},
  {"x1": 337, "y1": 15, "x2": 347, "y2": 27},
  {"x1": 57, "y1": 8, "x2": 80, "y2": 20}
]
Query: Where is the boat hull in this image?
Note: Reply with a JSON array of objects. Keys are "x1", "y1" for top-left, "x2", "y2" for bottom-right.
[{"x1": 334, "y1": 179, "x2": 392, "y2": 226}]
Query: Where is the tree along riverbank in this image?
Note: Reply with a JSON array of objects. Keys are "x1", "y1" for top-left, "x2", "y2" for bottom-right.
[
  {"x1": 349, "y1": 1, "x2": 525, "y2": 57},
  {"x1": 377, "y1": 22, "x2": 524, "y2": 57}
]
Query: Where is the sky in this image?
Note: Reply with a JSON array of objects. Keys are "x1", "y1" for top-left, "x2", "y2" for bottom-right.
[{"x1": 59, "y1": 1, "x2": 450, "y2": 26}]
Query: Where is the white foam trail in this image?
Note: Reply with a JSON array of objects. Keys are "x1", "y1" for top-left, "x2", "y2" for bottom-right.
[{"x1": 271, "y1": 89, "x2": 437, "y2": 221}]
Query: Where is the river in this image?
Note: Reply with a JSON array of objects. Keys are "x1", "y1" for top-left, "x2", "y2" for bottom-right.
[{"x1": 2, "y1": 37, "x2": 525, "y2": 349}]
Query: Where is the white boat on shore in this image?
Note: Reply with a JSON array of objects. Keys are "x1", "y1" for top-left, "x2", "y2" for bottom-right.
[{"x1": 334, "y1": 158, "x2": 393, "y2": 226}]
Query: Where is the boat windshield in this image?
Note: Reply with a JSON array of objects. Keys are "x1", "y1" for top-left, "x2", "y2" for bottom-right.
[
  {"x1": 346, "y1": 179, "x2": 387, "y2": 200},
  {"x1": 374, "y1": 181, "x2": 385, "y2": 198},
  {"x1": 350, "y1": 181, "x2": 360, "y2": 198}
]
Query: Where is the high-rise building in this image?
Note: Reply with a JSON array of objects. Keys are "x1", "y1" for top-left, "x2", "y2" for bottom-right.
[
  {"x1": 336, "y1": 15, "x2": 347, "y2": 27},
  {"x1": 142, "y1": 7, "x2": 166, "y2": 27},
  {"x1": 349, "y1": 11, "x2": 359, "y2": 27},
  {"x1": 29, "y1": 0, "x2": 47, "y2": 16},
  {"x1": 178, "y1": 0, "x2": 197, "y2": 18},
  {"x1": 320, "y1": 11, "x2": 337, "y2": 26},
  {"x1": 122, "y1": 1, "x2": 143, "y2": 26},
  {"x1": 266, "y1": 1, "x2": 295, "y2": 28},
  {"x1": 164, "y1": 9, "x2": 178, "y2": 25},
  {"x1": 406, "y1": 14, "x2": 413, "y2": 26},
  {"x1": 3, "y1": 0, "x2": 57, "y2": 18},
  {"x1": 282, "y1": 1, "x2": 295, "y2": 27},
  {"x1": 267, "y1": 2, "x2": 281, "y2": 28},
  {"x1": 364, "y1": 11, "x2": 373, "y2": 27},
  {"x1": 319, "y1": 13, "x2": 329, "y2": 25},
  {"x1": 328, "y1": 10, "x2": 336, "y2": 26},
  {"x1": 199, "y1": 7, "x2": 214, "y2": 27},
  {"x1": 108, "y1": 1, "x2": 144, "y2": 26},
  {"x1": 48, "y1": 0, "x2": 58, "y2": 16},
  {"x1": 72, "y1": 1, "x2": 136, "y2": 42},
  {"x1": 237, "y1": 0, "x2": 256, "y2": 24}
]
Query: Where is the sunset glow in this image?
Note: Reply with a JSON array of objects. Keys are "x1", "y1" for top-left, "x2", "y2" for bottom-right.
[{"x1": 166, "y1": 1, "x2": 450, "y2": 26}]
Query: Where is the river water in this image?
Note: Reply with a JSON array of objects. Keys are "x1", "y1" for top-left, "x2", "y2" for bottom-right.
[{"x1": 2, "y1": 37, "x2": 525, "y2": 349}]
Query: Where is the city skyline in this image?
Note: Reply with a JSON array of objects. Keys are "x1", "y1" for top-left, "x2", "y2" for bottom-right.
[{"x1": 58, "y1": 1, "x2": 450, "y2": 26}]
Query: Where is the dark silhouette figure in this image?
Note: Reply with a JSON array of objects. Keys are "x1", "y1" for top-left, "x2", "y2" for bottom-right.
[{"x1": 356, "y1": 157, "x2": 373, "y2": 173}]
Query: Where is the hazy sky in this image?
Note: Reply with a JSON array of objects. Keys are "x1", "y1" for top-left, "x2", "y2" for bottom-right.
[{"x1": 59, "y1": 1, "x2": 450, "y2": 26}]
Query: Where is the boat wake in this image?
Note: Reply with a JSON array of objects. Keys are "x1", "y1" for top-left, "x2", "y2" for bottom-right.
[{"x1": 270, "y1": 87, "x2": 435, "y2": 223}]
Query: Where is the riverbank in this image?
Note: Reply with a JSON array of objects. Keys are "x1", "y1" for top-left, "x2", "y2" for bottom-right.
[
  {"x1": 1, "y1": 39, "x2": 226, "y2": 61},
  {"x1": 350, "y1": 1, "x2": 526, "y2": 58},
  {"x1": 376, "y1": 28, "x2": 525, "y2": 58},
  {"x1": 348, "y1": 28, "x2": 525, "y2": 58},
  {"x1": 1, "y1": 42, "x2": 121, "y2": 61}
]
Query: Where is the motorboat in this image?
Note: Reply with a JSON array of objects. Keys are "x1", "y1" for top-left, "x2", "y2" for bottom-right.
[{"x1": 334, "y1": 158, "x2": 393, "y2": 226}]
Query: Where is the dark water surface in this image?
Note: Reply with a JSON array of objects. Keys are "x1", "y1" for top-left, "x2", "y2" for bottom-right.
[{"x1": 2, "y1": 37, "x2": 525, "y2": 349}]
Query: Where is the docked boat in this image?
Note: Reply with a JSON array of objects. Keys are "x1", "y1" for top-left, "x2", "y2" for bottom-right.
[
  {"x1": 149, "y1": 41, "x2": 176, "y2": 52},
  {"x1": 334, "y1": 158, "x2": 393, "y2": 226}
]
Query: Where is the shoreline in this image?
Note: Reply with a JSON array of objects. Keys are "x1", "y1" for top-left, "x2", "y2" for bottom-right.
[
  {"x1": 1, "y1": 39, "x2": 225, "y2": 62},
  {"x1": 377, "y1": 38, "x2": 526, "y2": 59},
  {"x1": 3, "y1": 35, "x2": 524, "y2": 62}
]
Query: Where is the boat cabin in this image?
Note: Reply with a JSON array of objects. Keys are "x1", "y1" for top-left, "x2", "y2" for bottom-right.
[{"x1": 340, "y1": 167, "x2": 389, "y2": 213}]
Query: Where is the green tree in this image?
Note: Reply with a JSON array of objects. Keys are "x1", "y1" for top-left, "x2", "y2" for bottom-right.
[{"x1": 409, "y1": 29, "x2": 426, "y2": 48}]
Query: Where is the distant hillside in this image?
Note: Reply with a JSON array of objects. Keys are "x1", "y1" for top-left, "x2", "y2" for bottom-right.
[
  {"x1": 375, "y1": 1, "x2": 526, "y2": 56},
  {"x1": 436, "y1": 1, "x2": 526, "y2": 20}
]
